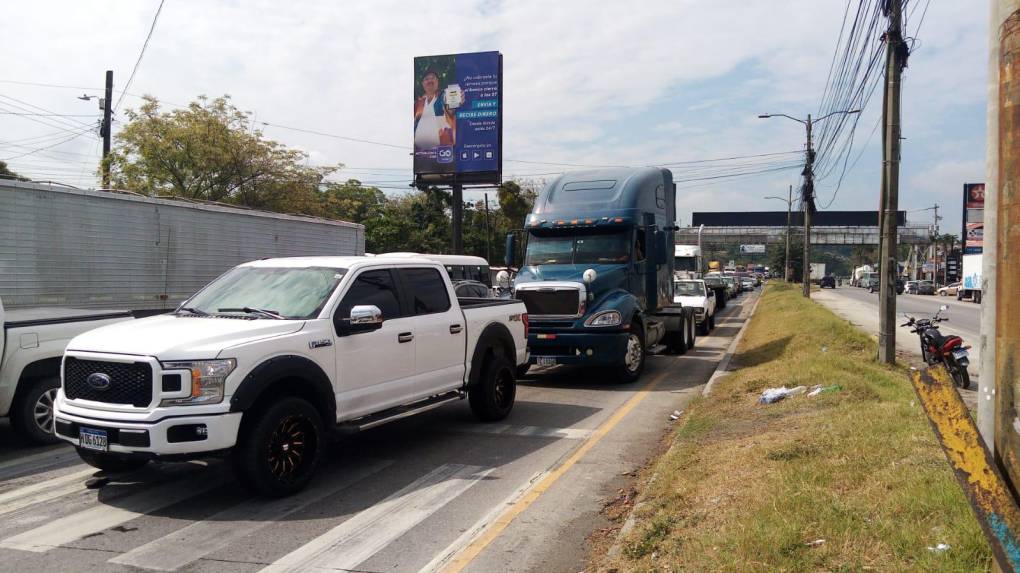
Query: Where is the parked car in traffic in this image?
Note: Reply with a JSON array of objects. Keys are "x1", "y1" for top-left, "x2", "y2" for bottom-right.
[
  {"x1": 938, "y1": 282, "x2": 961, "y2": 297},
  {"x1": 703, "y1": 276, "x2": 729, "y2": 309},
  {"x1": 819, "y1": 276, "x2": 836, "y2": 289},
  {"x1": 869, "y1": 278, "x2": 905, "y2": 294},
  {"x1": 673, "y1": 279, "x2": 717, "y2": 335},
  {"x1": 904, "y1": 280, "x2": 919, "y2": 294},
  {"x1": 916, "y1": 280, "x2": 936, "y2": 295}
]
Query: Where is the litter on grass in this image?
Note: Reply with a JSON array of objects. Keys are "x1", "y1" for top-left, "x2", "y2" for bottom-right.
[
  {"x1": 758, "y1": 386, "x2": 806, "y2": 404},
  {"x1": 669, "y1": 410, "x2": 683, "y2": 421},
  {"x1": 927, "y1": 543, "x2": 950, "y2": 553},
  {"x1": 806, "y1": 539, "x2": 825, "y2": 547},
  {"x1": 807, "y1": 384, "x2": 842, "y2": 397}
]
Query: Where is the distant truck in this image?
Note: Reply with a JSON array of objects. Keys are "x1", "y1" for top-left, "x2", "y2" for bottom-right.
[
  {"x1": 673, "y1": 245, "x2": 702, "y2": 278},
  {"x1": 853, "y1": 265, "x2": 874, "y2": 287},
  {"x1": 958, "y1": 254, "x2": 983, "y2": 303},
  {"x1": 506, "y1": 167, "x2": 696, "y2": 383},
  {"x1": 708, "y1": 260, "x2": 722, "y2": 273},
  {"x1": 809, "y1": 263, "x2": 826, "y2": 283}
]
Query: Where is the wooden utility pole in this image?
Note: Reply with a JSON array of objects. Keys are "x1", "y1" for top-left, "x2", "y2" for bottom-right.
[
  {"x1": 878, "y1": 0, "x2": 905, "y2": 365},
  {"x1": 100, "y1": 70, "x2": 113, "y2": 188},
  {"x1": 802, "y1": 116, "x2": 814, "y2": 298}
]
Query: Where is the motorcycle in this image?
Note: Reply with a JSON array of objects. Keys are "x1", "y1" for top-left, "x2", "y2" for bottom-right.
[{"x1": 902, "y1": 304, "x2": 971, "y2": 389}]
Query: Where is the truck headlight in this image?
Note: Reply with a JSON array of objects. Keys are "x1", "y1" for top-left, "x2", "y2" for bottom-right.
[
  {"x1": 584, "y1": 310, "x2": 621, "y2": 328},
  {"x1": 159, "y1": 359, "x2": 236, "y2": 406}
]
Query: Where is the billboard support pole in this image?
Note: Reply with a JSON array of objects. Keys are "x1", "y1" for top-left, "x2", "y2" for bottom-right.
[{"x1": 452, "y1": 183, "x2": 463, "y2": 254}]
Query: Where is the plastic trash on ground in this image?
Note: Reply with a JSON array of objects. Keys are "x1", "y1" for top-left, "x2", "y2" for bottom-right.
[
  {"x1": 669, "y1": 410, "x2": 683, "y2": 421},
  {"x1": 758, "y1": 386, "x2": 806, "y2": 404},
  {"x1": 807, "y1": 384, "x2": 843, "y2": 397},
  {"x1": 927, "y1": 543, "x2": 950, "y2": 553}
]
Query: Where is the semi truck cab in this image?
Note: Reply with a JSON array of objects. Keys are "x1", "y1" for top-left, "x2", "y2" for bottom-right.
[{"x1": 505, "y1": 168, "x2": 695, "y2": 383}]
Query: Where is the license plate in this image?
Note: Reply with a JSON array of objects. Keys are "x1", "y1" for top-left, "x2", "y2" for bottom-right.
[
  {"x1": 952, "y1": 349, "x2": 970, "y2": 361},
  {"x1": 79, "y1": 428, "x2": 108, "y2": 452},
  {"x1": 537, "y1": 357, "x2": 557, "y2": 367}
]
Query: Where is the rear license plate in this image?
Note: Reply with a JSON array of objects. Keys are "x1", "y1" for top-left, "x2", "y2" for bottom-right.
[
  {"x1": 79, "y1": 428, "x2": 108, "y2": 452},
  {"x1": 952, "y1": 349, "x2": 970, "y2": 361},
  {"x1": 537, "y1": 357, "x2": 557, "y2": 367}
]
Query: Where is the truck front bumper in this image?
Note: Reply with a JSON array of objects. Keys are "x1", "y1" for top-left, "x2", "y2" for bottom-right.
[
  {"x1": 53, "y1": 395, "x2": 242, "y2": 457},
  {"x1": 526, "y1": 331, "x2": 630, "y2": 367}
]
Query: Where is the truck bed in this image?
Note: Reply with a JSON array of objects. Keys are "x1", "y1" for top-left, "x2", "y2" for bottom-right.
[{"x1": 457, "y1": 297, "x2": 521, "y2": 309}]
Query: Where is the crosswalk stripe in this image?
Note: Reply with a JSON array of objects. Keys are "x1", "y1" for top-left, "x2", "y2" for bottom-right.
[
  {"x1": 259, "y1": 463, "x2": 492, "y2": 573},
  {"x1": 452, "y1": 423, "x2": 592, "y2": 440},
  {"x1": 0, "y1": 449, "x2": 80, "y2": 482},
  {"x1": 109, "y1": 458, "x2": 394, "y2": 571},
  {"x1": 0, "y1": 471, "x2": 227, "y2": 553},
  {"x1": 0, "y1": 468, "x2": 95, "y2": 517}
]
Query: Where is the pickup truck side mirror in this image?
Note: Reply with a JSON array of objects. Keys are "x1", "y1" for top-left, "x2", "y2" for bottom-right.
[{"x1": 336, "y1": 305, "x2": 383, "y2": 336}]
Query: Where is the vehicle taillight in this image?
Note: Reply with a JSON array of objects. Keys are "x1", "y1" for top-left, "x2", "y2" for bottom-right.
[{"x1": 522, "y1": 313, "x2": 529, "y2": 338}]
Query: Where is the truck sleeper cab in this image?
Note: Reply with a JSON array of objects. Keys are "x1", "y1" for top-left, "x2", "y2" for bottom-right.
[{"x1": 508, "y1": 168, "x2": 695, "y2": 383}]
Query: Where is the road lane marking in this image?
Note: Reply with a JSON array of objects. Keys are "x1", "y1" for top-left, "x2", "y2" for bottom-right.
[
  {"x1": 110, "y1": 458, "x2": 393, "y2": 571},
  {"x1": 0, "y1": 449, "x2": 80, "y2": 482},
  {"x1": 0, "y1": 468, "x2": 95, "y2": 517},
  {"x1": 451, "y1": 423, "x2": 592, "y2": 440},
  {"x1": 435, "y1": 367, "x2": 671, "y2": 573},
  {"x1": 0, "y1": 472, "x2": 227, "y2": 552},
  {"x1": 259, "y1": 463, "x2": 492, "y2": 573}
]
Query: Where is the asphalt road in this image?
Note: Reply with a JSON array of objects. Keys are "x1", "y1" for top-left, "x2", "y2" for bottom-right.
[
  {"x1": 0, "y1": 290, "x2": 760, "y2": 573},
  {"x1": 830, "y1": 286, "x2": 982, "y2": 336}
]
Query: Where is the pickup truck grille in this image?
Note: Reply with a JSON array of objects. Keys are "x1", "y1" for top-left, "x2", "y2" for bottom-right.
[
  {"x1": 516, "y1": 289, "x2": 580, "y2": 317},
  {"x1": 64, "y1": 358, "x2": 153, "y2": 407}
]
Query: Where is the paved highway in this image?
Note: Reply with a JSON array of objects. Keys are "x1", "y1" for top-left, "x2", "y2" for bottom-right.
[
  {"x1": 829, "y1": 286, "x2": 982, "y2": 335},
  {"x1": 0, "y1": 290, "x2": 760, "y2": 573}
]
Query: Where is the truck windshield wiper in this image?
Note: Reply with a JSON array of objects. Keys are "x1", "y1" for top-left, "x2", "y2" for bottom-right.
[
  {"x1": 217, "y1": 307, "x2": 286, "y2": 320},
  {"x1": 177, "y1": 307, "x2": 210, "y2": 316}
]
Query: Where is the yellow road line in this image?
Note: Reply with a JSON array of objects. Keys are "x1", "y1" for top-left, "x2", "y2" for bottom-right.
[{"x1": 439, "y1": 368, "x2": 669, "y2": 573}]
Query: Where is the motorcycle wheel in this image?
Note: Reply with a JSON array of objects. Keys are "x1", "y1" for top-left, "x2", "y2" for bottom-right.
[{"x1": 947, "y1": 356, "x2": 971, "y2": 390}]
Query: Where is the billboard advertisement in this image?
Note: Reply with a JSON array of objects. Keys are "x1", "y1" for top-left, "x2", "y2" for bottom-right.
[
  {"x1": 962, "y1": 183, "x2": 984, "y2": 254},
  {"x1": 739, "y1": 244, "x2": 766, "y2": 254},
  {"x1": 413, "y1": 51, "x2": 502, "y2": 182}
]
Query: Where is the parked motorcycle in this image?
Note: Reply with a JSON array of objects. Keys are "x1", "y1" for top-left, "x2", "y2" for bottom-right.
[{"x1": 902, "y1": 305, "x2": 971, "y2": 389}]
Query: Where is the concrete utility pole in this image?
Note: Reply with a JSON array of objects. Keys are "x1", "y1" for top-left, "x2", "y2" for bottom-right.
[
  {"x1": 100, "y1": 70, "x2": 113, "y2": 188},
  {"x1": 786, "y1": 185, "x2": 793, "y2": 281},
  {"x1": 803, "y1": 116, "x2": 814, "y2": 298},
  {"x1": 452, "y1": 183, "x2": 463, "y2": 254},
  {"x1": 878, "y1": 0, "x2": 905, "y2": 365},
  {"x1": 484, "y1": 192, "x2": 491, "y2": 262},
  {"x1": 995, "y1": 1, "x2": 1020, "y2": 476}
]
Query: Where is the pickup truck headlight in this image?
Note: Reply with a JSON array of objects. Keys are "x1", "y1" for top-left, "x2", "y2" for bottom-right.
[
  {"x1": 159, "y1": 359, "x2": 236, "y2": 407},
  {"x1": 584, "y1": 310, "x2": 622, "y2": 328}
]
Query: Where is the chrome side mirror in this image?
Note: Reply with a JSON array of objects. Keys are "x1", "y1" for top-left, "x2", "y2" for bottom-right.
[{"x1": 350, "y1": 305, "x2": 383, "y2": 325}]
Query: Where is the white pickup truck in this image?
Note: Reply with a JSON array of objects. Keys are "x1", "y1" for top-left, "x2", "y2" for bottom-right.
[
  {"x1": 1, "y1": 301, "x2": 132, "y2": 444},
  {"x1": 53, "y1": 256, "x2": 528, "y2": 496},
  {"x1": 673, "y1": 279, "x2": 717, "y2": 335}
]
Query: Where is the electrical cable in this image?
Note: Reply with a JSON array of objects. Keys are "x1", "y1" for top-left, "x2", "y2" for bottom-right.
[{"x1": 115, "y1": 0, "x2": 166, "y2": 112}]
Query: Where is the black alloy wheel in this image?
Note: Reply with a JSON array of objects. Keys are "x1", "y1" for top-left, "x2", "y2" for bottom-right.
[
  {"x1": 233, "y1": 397, "x2": 323, "y2": 497},
  {"x1": 470, "y1": 354, "x2": 517, "y2": 421}
]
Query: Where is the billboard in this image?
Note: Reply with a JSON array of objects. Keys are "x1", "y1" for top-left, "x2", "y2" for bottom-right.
[
  {"x1": 739, "y1": 244, "x2": 766, "y2": 254},
  {"x1": 413, "y1": 51, "x2": 502, "y2": 183},
  {"x1": 962, "y1": 183, "x2": 984, "y2": 254}
]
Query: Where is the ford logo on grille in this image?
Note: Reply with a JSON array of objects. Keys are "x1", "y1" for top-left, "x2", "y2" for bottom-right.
[{"x1": 86, "y1": 372, "x2": 112, "y2": 391}]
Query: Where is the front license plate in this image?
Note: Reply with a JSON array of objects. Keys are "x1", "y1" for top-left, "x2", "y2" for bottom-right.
[
  {"x1": 79, "y1": 428, "x2": 108, "y2": 452},
  {"x1": 537, "y1": 357, "x2": 557, "y2": 367}
]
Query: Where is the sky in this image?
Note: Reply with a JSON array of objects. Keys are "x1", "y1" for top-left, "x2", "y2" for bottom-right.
[{"x1": 0, "y1": 0, "x2": 988, "y2": 237}]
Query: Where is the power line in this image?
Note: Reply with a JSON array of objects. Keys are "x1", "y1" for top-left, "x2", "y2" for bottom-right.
[
  {"x1": 115, "y1": 0, "x2": 166, "y2": 112},
  {"x1": 261, "y1": 121, "x2": 410, "y2": 150},
  {"x1": 2, "y1": 129, "x2": 94, "y2": 161}
]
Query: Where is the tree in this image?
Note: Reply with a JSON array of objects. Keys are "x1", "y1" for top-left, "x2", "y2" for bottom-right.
[
  {"x1": 104, "y1": 95, "x2": 336, "y2": 214},
  {"x1": 0, "y1": 161, "x2": 27, "y2": 181}
]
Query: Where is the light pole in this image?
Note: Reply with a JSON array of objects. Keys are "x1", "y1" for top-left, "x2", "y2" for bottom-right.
[
  {"x1": 759, "y1": 110, "x2": 860, "y2": 297},
  {"x1": 765, "y1": 187, "x2": 793, "y2": 282}
]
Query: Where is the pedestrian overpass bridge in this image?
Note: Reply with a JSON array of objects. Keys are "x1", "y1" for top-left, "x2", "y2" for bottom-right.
[{"x1": 679, "y1": 210, "x2": 930, "y2": 247}]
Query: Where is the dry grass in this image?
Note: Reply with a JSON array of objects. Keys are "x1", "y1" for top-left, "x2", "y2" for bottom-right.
[{"x1": 598, "y1": 283, "x2": 990, "y2": 573}]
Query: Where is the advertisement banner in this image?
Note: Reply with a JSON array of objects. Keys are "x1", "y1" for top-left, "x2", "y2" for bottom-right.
[
  {"x1": 413, "y1": 51, "x2": 501, "y2": 180},
  {"x1": 739, "y1": 244, "x2": 766, "y2": 254},
  {"x1": 962, "y1": 183, "x2": 984, "y2": 254}
]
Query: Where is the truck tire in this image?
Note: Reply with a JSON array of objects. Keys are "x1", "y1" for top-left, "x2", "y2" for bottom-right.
[
  {"x1": 616, "y1": 322, "x2": 646, "y2": 383},
  {"x1": 11, "y1": 376, "x2": 61, "y2": 445},
  {"x1": 76, "y1": 448, "x2": 148, "y2": 473},
  {"x1": 470, "y1": 355, "x2": 516, "y2": 422},
  {"x1": 957, "y1": 291, "x2": 964, "y2": 301},
  {"x1": 698, "y1": 317, "x2": 710, "y2": 336},
  {"x1": 687, "y1": 313, "x2": 697, "y2": 350},
  {"x1": 232, "y1": 397, "x2": 323, "y2": 497},
  {"x1": 709, "y1": 313, "x2": 716, "y2": 330}
]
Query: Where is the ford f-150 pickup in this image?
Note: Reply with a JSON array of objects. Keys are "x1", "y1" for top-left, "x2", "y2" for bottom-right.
[{"x1": 53, "y1": 256, "x2": 528, "y2": 496}]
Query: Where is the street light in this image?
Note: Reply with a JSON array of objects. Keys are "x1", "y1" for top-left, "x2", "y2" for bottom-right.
[
  {"x1": 758, "y1": 109, "x2": 860, "y2": 297},
  {"x1": 765, "y1": 188, "x2": 794, "y2": 282}
]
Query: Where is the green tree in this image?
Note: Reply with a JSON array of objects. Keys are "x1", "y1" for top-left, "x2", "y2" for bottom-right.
[
  {"x1": 105, "y1": 95, "x2": 336, "y2": 214},
  {"x1": 0, "y1": 160, "x2": 26, "y2": 181}
]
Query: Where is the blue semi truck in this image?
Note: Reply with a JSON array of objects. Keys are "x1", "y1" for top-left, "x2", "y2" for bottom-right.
[{"x1": 504, "y1": 167, "x2": 696, "y2": 383}]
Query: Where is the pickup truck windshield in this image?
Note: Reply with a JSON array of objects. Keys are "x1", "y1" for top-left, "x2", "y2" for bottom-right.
[
  {"x1": 185, "y1": 266, "x2": 347, "y2": 319},
  {"x1": 525, "y1": 232, "x2": 630, "y2": 265},
  {"x1": 674, "y1": 281, "x2": 704, "y2": 296}
]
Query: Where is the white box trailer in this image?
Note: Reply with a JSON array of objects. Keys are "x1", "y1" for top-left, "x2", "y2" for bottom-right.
[
  {"x1": 959, "y1": 253, "x2": 983, "y2": 303},
  {"x1": 0, "y1": 181, "x2": 365, "y2": 311}
]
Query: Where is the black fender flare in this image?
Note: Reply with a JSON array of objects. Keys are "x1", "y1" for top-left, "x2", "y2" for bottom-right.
[
  {"x1": 229, "y1": 355, "x2": 336, "y2": 426},
  {"x1": 467, "y1": 323, "x2": 517, "y2": 389}
]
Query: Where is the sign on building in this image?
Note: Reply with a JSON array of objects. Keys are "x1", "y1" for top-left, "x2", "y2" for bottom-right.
[
  {"x1": 739, "y1": 244, "x2": 766, "y2": 254},
  {"x1": 962, "y1": 183, "x2": 984, "y2": 254}
]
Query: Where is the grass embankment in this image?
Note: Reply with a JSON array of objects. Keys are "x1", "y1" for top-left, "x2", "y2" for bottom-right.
[{"x1": 602, "y1": 283, "x2": 990, "y2": 572}]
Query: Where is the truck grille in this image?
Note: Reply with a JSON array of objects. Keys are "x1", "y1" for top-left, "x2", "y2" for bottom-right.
[
  {"x1": 516, "y1": 289, "x2": 581, "y2": 317},
  {"x1": 64, "y1": 358, "x2": 153, "y2": 407}
]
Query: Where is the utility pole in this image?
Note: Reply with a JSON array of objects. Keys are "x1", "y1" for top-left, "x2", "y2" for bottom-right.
[
  {"x1": 932, "y1": 202, "x2": 941, "y2": 285},
  {"x1": 484, "y1": 192, "x2": 491, "y2": 262},
  {"x1": 878, "y1": 0, "x2": 905, "y2": 365},
  {"x1": 785, "y1": 185, "x2": 792, "y2": 281},
  {"x1": 803, "y1": 115, "x2": 814, "y2": 298},
  {"x1": 452, "y1": 183, "x2": 463, "y2": 254},
  {"x1": 100, "y1": 70, "x2": 113, "y2": 188}
]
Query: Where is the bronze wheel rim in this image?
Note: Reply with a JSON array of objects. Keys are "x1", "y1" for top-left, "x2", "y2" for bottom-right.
[{"x1": 267, "y1": 415, "x2": 313, "y2": 483}]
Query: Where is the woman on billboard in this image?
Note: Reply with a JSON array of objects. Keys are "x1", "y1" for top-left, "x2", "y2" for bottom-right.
[{"x1": 414, "y1": 69, "x2": 457, "y2": 152}]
